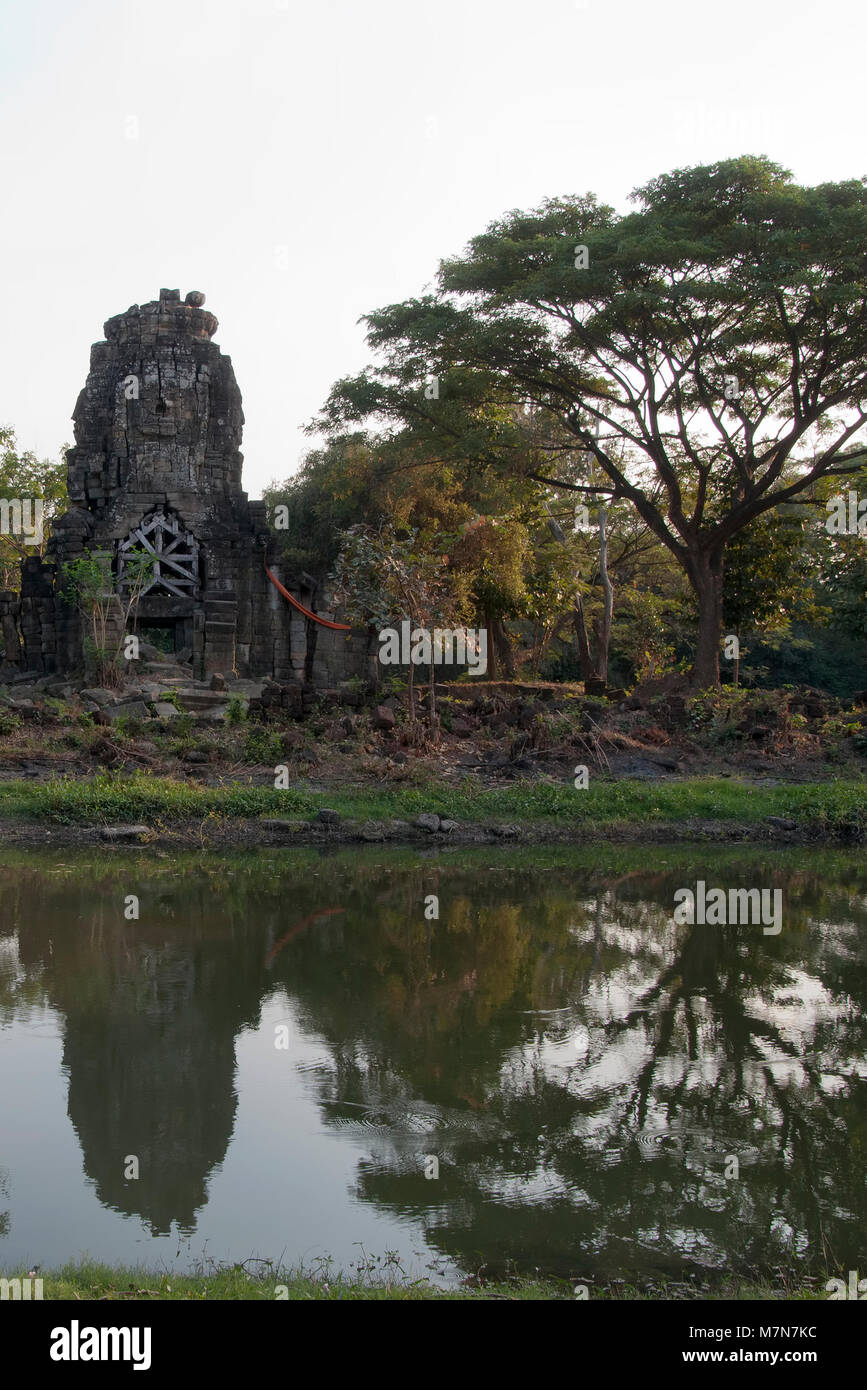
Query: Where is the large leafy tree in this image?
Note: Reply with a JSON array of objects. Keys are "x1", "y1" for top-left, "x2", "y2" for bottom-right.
[{"x1": 318, "y1": 156, "x2": 867, "y2": 685}]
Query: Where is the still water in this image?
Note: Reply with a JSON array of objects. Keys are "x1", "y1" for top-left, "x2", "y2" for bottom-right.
[{"x1": 0, "y1": 844, "x2": 864, "y2": 1286}]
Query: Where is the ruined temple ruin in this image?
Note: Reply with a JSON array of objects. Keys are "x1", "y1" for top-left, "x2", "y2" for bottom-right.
[{"x1": 0, "y1": 289, "x2": 372, "y2": 689}]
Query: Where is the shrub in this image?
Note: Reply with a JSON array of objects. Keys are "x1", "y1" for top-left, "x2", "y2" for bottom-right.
[
  {"x1": 242, "y1": 728, "x2": 287, "y2": 765},
  {"x1": 226, "y1": 695, "x2": 246, "y2": 725}
]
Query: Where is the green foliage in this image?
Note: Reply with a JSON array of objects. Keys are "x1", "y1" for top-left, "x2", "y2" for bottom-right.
[
  {"x1": 330, "y1": 522, "x2": 462, "y2": 632},
  {"x1": 264, "y1": 435, "x2": 389, "y2": 580},
  {"x1": 30, "y1": 1256, "x2": 580, "y2": 1302},
  {"x1": 745, "y1": 624, "x2": 867, "y2": 696},
  {"x1": 155, "y1": 689, "x2": 182, "y2": 712},
  {"x1": 2, "y1": 771, "x2": 864, "y2": 840},
  {"x1": 26, "y1": 772, "x2": 317, "y2": 824},
  {"x1": 242, "y1": 727, "x2": 289, "y2": 766},
  {"x1": 0, "y1": 427, "x2": 68, "y2": 591},
  {"x1": 111, "y1": 714, "x2": 147, "y2": 739},
  {"x1": 316, "y1": 156, "x2": 867, "y2": 684},
  {"x1": 62, "y1": 547, "x2": 155, "y2": 686},
  {"x1": 226, "y1": 695, "x2": 246, "y2": 725},
  {"x1": 381, "y1": 673, "x2": 407, "y2": 697},
  {"x1": 722, "y1": 510, "x2": 822, "y2": 634},
  {"x1": 330, "y1": 522, "x2": 468, "y2": 711}
]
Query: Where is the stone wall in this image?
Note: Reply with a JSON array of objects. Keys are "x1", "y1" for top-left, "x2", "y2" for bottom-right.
[{"x1": 1, "y1": 288, "x2": 373, "y2": 687}]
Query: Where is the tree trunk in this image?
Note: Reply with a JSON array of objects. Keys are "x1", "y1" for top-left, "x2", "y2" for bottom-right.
[
  {"x1": 691, "y1": 549, "x2": 724, "y2": 688},
  {"x1": 572, "y1": 592, "x2": 595, "y2": 683},
  {"x1": 491, "y1": 614, "x2": 514, "y2": 678},
  {"x1": 593, "y1": 505, "x2": 613, "y2": 683},
  {"x1": 484, "y1": 609, "x2": 498, "y2": 680},
  {"x1": 530, "y1": 619, "x2": 541, "y2": 674},
  {"x1": 407, "y1": 658, "x2": 416, "y2": 722},
  {"x1": 568, "y1": 509, "x2": 614, "y2": 686},
  {"x1": 369, "y1": 626, "x2": 382, "y2": 692}
]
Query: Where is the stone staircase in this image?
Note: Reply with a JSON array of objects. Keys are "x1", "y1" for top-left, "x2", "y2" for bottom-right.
[
  {"x1": 141, "y1": 661, "x2": 194, "y2": 680},
  {"x1": 173, "y1": 688, "x2": 228, "y2": 710}
]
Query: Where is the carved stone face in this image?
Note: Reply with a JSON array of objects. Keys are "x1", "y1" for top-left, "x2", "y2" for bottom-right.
[
  {"x1": 69, "y1": 292, "x2": 242, "y2": 504},
  {"x1": 113, "y1": 354, "x2": 213, "y2": 490},
  {"x1": 135, "y1": 377, "x2": 180, "y2": 440}
]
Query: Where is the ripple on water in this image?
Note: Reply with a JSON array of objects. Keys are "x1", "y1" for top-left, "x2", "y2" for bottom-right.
[
  {"x1": 325, "y1": 1103, "x2": 507, "y2": 1140},
  {"x1": 633, "y1": 1127, "x2": 762, "y2": 1164}
]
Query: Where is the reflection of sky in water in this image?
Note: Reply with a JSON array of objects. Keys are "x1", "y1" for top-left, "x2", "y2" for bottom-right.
[
  {"x1": 0, "y1": 851, "x2": 865, "y2": 1283},
  {"x1": 0, "y1": 989, "x2": 455, "y2": 1282}
]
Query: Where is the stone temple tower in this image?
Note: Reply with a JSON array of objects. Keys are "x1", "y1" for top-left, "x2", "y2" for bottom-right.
[
  {"x1": 45, "y1": 288, "x2": 270, "y2": 677},
  {"x1": 2, "y1": 288, "x2": 373, "y2": 687}
]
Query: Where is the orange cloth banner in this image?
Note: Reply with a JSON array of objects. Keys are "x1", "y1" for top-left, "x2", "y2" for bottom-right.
[{"x1": 263, "y1": 559, "x2": 351, "y2": 631}]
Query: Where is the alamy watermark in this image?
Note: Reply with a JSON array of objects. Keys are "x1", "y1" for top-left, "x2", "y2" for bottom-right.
[
  {"x1": 825, "y1": 1270, "x2": 867, "y2": 1299},
  {"x1": 673, "y1": 880, "x2": 782, "y2": 935},
  {"x1": 378, "y1": 620, "x2": 488, "y2": 676},
  {"x1": 825, "y1": 492, "x2": 867, "y2": 535},
  {"x1": 50, "y1": 1321, "x2": 151, "y2": 1370},
  {"x1": 1, "y1": 1275, "x2": 43, "y2": 1299},
  {"x1": 0, "y1": 498, "x2": 43, "y2": 546}
]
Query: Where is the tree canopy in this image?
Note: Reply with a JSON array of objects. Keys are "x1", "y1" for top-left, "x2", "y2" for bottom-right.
[{"x1": 316, "y1": 156, "x2": 867, "y2": 685}]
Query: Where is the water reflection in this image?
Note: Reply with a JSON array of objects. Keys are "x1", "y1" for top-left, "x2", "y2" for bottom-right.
[{"x1": 0, "y1": 847, "x2": 864, "y2": 1281}]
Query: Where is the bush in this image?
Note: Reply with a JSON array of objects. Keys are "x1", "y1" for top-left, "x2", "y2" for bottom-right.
[
  {"x1": 226, "y1": 695, "x2": 246, "y2": 725},
  {"x1": 242, "y1": 728, "x2": 288, "y2": 765}
]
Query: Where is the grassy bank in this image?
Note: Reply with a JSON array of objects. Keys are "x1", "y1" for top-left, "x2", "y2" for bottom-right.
[
  {"x1": 7, "y1": 1260, "x2": 831, "y2": 1301},
  {"x1": 0, "y1": 771, "x2": 864, "y2": 838}
]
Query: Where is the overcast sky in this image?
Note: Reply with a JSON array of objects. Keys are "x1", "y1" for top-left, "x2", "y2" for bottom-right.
[{"x1": 0, "y1": 0, "x2": 862, "y2": 497}]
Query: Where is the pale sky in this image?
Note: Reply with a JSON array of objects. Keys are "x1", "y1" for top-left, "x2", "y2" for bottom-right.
[{"x1": 0, "y1": 0, "x2": 862, "y2": 498}]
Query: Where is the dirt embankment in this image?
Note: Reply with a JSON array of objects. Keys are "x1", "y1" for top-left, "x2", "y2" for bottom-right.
[
  {"x1": 0, "y1": 811, "x2": 839, "y2": 851},
  {"x1": 0, "y1": 671, "x2": 864, "y2": 849}
]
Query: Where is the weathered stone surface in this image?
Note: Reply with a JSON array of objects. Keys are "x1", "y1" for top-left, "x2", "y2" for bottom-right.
[
  {"x1": 79, "y1": 687, "x2": 116, "y2": 706},
  {"x1": 175, "y1": 689, "x2": 227, "y2": 707},
  {"x1": 449, "y1": 717, "x2": 475, "y2": 736},
  {"x1": 2, "y1": 288, "x2": 372, "y2": 690},
  {"x1": 105, "y1": 700, "x2": 150, "y2": 722},
  {"x1": 315, "y1": 808, "x2": 341, "y2": 825},
  {"x1": 371, "y1": 705, "x2": 396, "y2": 730},
  {"x1": 415, "y1": 812, "x2": 441, "y2": 832},
  {"x1": 360, "y1": 821, "x2": 386, "y2": 841},
  {"x1": 100, "y1": 825, "x2": 150, "y2": 842}
]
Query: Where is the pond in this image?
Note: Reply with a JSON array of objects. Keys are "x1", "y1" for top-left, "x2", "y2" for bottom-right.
[{"x1": 0, "y1": 843, "x2": 864, "y2": 1287}]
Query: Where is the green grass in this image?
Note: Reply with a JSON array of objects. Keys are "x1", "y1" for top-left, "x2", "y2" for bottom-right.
[
  {"x1": 14, "y1": 1259, "x2": 557, "y2": 1301},
  {"x1": 0, "y1": 771, "x2": 864, "y2": 837},
  {"x1": 0, "y1": 773, "x2": 316, "y2": 825},
  {"x1": 4, "y1": 1259, "x2": 829, "y2": 1301}
]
